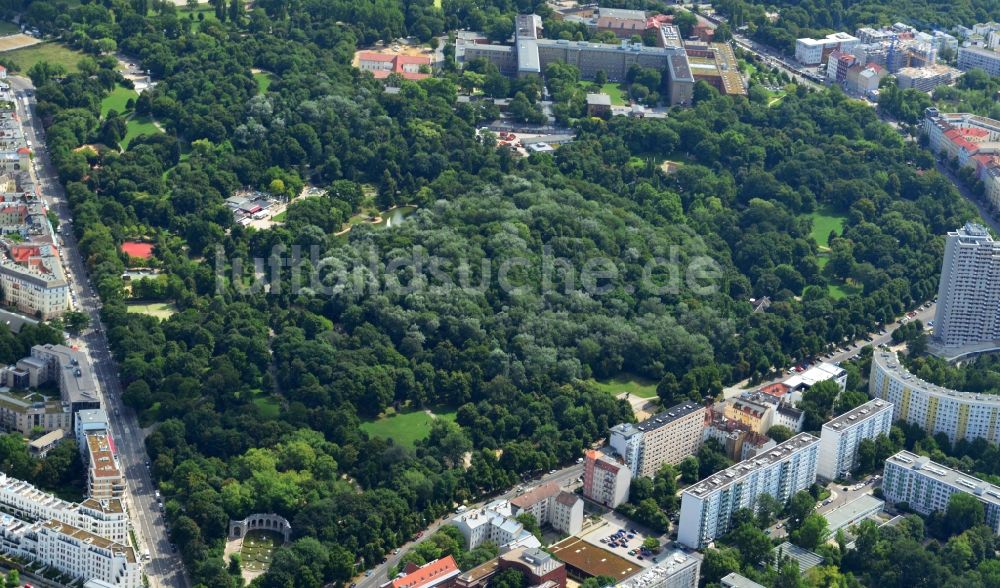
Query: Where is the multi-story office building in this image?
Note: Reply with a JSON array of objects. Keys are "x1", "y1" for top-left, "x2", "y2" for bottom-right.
[
  {"x1": 510, "y1": 482, "x2": 583, "y2": 536},
  {"x1": 817, "y1": 399, "x2": 893, "y2": 481},
  {"x1": 882, "y1": 451, "x2": 1000, "y2": 533},
  {"x1": 794, "y1": 33, "x2": 859, "y2": 65},
  {"x1": 677, "y1": 434, "x2": 820, "y2": 548},
  {"x1": 609, "y1": 403, "x2": 706, "y2": 478},
  {"x1": 582, "y1": 449, "x2": 631, "y2": 507},
  {"x1": 958, "y1": 46, "x2": 1000, "y2": 76},
  {"x1": 871, "y1": 350, "x2": 1000, "y2": 443},
  {"x1": 933, "y1": 223, "x2": 1000, "y2": 349},
  {"x1": 86, "y1": 434, "x2": 126, "y2": 500},
  {"x1": 895, "y1": 65, "x2": 956, "y2": 92},
  {"x1": 617, "y1": 550, "x2": 701, "y2": 588}
]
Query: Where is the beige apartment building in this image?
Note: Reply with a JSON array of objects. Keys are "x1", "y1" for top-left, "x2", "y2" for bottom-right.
[{"x1": 610, "y1": 403, "x2": 706, "y2": 478}]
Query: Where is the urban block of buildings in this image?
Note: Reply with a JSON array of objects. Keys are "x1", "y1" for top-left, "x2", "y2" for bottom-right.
[
  {"x1": 870, "y1": 350, "x2": 1000, "y2": 444},
  {"x1": 456, "y1": 14, "x2": 745, "y2": 107},
  {"x1": 703, "y1": 415, "x2": 776, "y2": 463},
  {"x1": 451, "y1": 498, "x2": 541, "y2": 551},
  {"x1": 609, "y1": 402, "x2": 706, "y2": 478},
  {"x1": 0, "y1": 95, "x2": 69, "y2": 320},
  {"x1": 924, "y1": 113, "x2": 1000, "y2": 214},
  {"x1": 883, "y1": 451, "x2": 1000, "y2": 533},
  {"x1": 816, "y1": 398, "x2": 893, "y2": 481},
  {"x1": 795, "y1": 33, "x2": 859, "y2": 65},
  {"x1": 582, "y1": 449, "x2": 631, "y2": 507},
  {"x1": 510, "y1": 481, "x2": 584, "y2": 536},
  {"x1": 615, "y1": 550, "x2": 701, "y2": 588},
  {"x1": 677, "y1": 433, "x2": 820, "y2": 548}
]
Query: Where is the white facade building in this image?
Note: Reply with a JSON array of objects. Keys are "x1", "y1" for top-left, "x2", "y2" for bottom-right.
[
  {"x1": 677, "y1": 434, "x2": 820, "y2": 548},
  {"x1": 510, "y1": 482, "x2": 583, "y2": 536},
  {"x1": 795, "y1": 33, "x2": 859, "y2": 65},
  {"x1": 883, "y1": 451, "x2": 1000, "y2": 533},
  {"x1": 817, "y1": 399, "x2": 893, "y2": 481},
  {"x1": 958, "y1": 46, "x2": 1000, "y2": 76},
  {"x1": 933, "y1": 223, "x2": 1000, "y2": 349},
  {"x1": 451, "y1": 499, "x2": 540, "y2": 551},
  {"x1": 871, "y1": 350, "x2": 1000, "y2": 443},
  {"x1": 582, "y1": 449, "x2": 631, "y2": 507},
  {"x1": 617, "y1": 550, "x2": 701, "y2": 588}
]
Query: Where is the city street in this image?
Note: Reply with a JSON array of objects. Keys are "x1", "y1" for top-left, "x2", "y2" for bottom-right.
[
  {"x1": 351, "y1": 464, "x2": 584, "y2": 588},
  {"x1": 8, "y1": 75, "x2": 187, "y2": 588}
]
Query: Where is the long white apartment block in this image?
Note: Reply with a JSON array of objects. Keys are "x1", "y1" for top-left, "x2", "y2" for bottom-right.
[
  {"x1": 817, "y1": 399, "x2": 893, "y2": 481},
  {"x1": 677, "y1": 433, "x2": 819, "y2": 548},
  {"x1": 0, "y1": 515, "x2": 141, "y2": 587},
  {"x1": 883, "y1": 451, "x2": 1000, "y2": 533},
  {"x1": 870, "y1": 350, "x2": 1000, "y2": 443},
  {"x1": 0, "y1": 473, "x2": 128, "y2": 544}
]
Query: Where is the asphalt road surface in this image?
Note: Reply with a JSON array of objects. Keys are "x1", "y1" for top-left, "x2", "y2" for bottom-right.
[
  {"x1": 351, "y1": 464, "x2": 584, "y2": 588},
  {"x1": 9, "y1": 76, "x2": 188, "y2": 588}
]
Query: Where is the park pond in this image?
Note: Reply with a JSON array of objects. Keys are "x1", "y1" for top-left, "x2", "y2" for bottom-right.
[{"x1": 373, "y1": 205, "x2": 417, "y2": 228}]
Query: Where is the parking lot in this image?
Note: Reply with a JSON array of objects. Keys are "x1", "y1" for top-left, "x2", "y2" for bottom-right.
[{"x1": 576, "y1": 510, "x2": 669, "y2": 566}]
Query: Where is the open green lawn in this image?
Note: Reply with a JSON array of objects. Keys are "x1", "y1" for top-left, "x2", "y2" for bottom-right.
[
  {"x1": 123, "y1": 115, "x2": 162, "y2": 148},
  {"x1": 589, "y1": 373, "x2": 659, "y2": 398},
  {"x1": 361, "y1": 408, "x2": 457, "y2": 448},
  {"x1": 126, "y1": 302, "x2": 177, "y2": 319},
  {"x1": 180, "y1": 4, "x2": 219, "y2": 31},
  {"x1": 0, "y1": 23, "x2": 20, "y2": 36},
  {"x1": 578, "y1": 81, "x2": 626, "y2": 106},
  {"x1": 101, "y1": 85, "x2": 138, "y2": 118},
  {"x1": 5, "y1": 42, "x2": 84, "y2": 73},
  {"x1": 828, "y1": 282, "x2": 863, "y2": 300},
  {"x1": 254, "y1": 71, "x2": 272, "y2": 94},
  {"x1": 253, "y1": 395, "x2": 280, "y2": 418},
  {"x1": 806, "y1": 206, "x2": 847, "y2": 248}
]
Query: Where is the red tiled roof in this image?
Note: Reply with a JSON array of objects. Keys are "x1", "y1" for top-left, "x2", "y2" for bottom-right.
[
  {"x1": 358, "y1": 52, "x2": 395, "y2": 62},
  {"x1": 646, "y1": 14, "x2": 672, "y2": 28},
  {"x1": 10, "y1": 244, "x2": 42, "y2": 263},
  {"x1": 963, "y1": 127, "x2": 990, "y2": 138},
  {"x1": 511, "y1": 482, "x2": 560, "y2": 508},
  {"x1": 395, "y1": 55, "x2": 431, "y2": 66},
  {"x1": 121, "y1": 241, "x2": 154, "y2": 259},
  {"x1": 760, "y1": 382, "x2": 791, "y2": 397},
  {"x1": 389, "y1": 556, "x2": 459, "y2": 588},
  {"x1": 953, "y1": 137, "x2": 978, "y2": 152},
  {"x1": 16, "y1": 147, "x2": 29, "y2": 155}
]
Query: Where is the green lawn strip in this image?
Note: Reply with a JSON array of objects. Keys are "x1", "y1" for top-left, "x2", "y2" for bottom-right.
[
  {"x1": 123, "y1": 115, "x2": 162, "y2": 148},
  {"x1": 806, "y1": 205, "x2": 847, "y2": 247},
  {"x1": 253, "y1": 395, "x2": 280, "y2": 418},
  {"x1": 101, "y1": 85, "x2": 138, "y2": 118},
  {"x1": 254, "y1": 71, "x2": 272, "y2": 93},
  {"x1": 5, "y1": 42, "x2": 84, "y2": 73},
  {"x1": 589, "y1": 373, "x2": 658, "y2": 398}
]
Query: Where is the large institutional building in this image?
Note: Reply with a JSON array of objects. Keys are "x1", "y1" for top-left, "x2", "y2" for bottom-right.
[
  {"x1": 817, "y1": 399, "x2": 893, "y2": 481},
  {"x1": 617, "y1": 550, "x2": 701, "y2": 588},
  {"x1": 883, "y1": 451, "x2": 1000, "y2": 533},
  {"x1": 870, "y1": 350, "x2": 1000, "y2": 443},
  {"x1": 457, "y1": 14, "x2": 745, "y2": 106},
  {"x1": 932, "y1": 223, "x2": 1000, "y2": 349},
  {"x1": 609, "y1": 403, "x2": 706, "y2": 478},
  {"x1": 677, "y1": 433, "x2": 820, "y2": 548}
]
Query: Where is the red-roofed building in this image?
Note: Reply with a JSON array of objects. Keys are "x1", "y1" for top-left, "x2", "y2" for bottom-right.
[
  {"x1": 16, "y1": 147, "x2": 29, "y2": 155},
  {"x1": 759, "y1": 382, "x2": 791, "y2": 400},
  {"x1": 358, "y1": 52, "x2": 432, "y2": 81},
  {"x1": 691, "y1": 23, "x2": 715, "y2": 42},
  {"x1": 382, "y1": 556, "x2": 460, "y2": 588},
  {"x1": 121, "y1": 241, "x2": 154, "y2": 260}
]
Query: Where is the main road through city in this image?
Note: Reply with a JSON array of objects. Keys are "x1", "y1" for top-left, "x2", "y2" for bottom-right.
[{"x1": 8, "y1": 76, "x2": 188, "y2": 588}]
